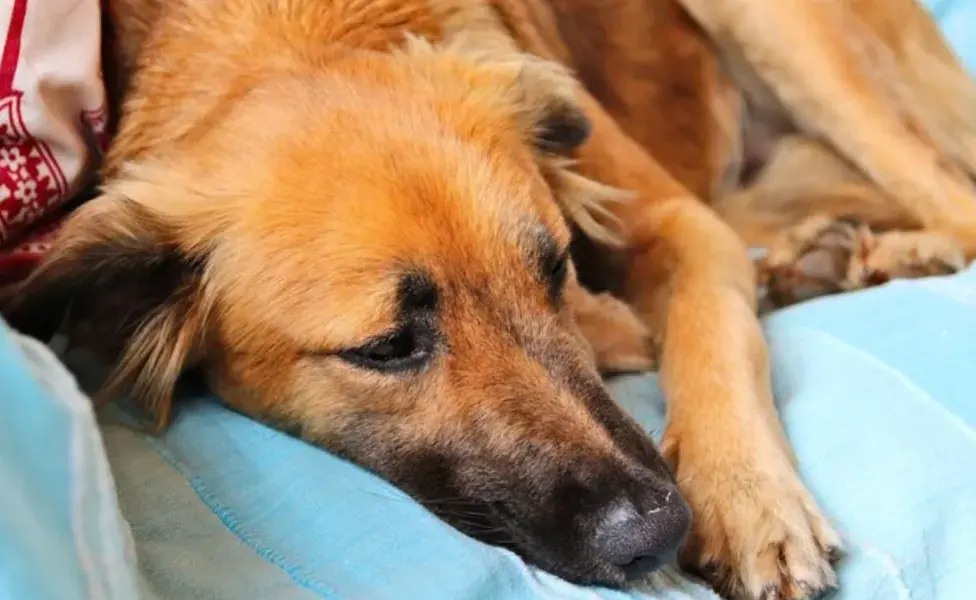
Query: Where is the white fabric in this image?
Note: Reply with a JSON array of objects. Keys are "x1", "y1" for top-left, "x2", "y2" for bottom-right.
[{"x1": 0, "y1": 0, "x2": 105, "y2": 245}]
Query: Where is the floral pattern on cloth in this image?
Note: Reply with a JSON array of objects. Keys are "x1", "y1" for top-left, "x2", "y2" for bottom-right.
[{"x1": 0, "y1": 0, "x2": 106, "y2": 284}]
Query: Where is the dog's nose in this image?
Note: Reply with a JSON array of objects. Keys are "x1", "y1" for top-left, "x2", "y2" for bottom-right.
[{"x1": 592, "y1": 488, "x2": 691, "y2": 580}]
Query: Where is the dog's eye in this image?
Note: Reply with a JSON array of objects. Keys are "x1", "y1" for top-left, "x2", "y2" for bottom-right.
[
  {"x1": 337, "y1": 327, "x2": 433, "y2": 373},
  {"x1": 547, "y1": 251, "x2": 569, "y2": 301}
]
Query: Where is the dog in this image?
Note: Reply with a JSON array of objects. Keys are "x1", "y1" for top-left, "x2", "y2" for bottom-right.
[{"x1": 3, "y1": 1, "x2": 975, "y2": 599}]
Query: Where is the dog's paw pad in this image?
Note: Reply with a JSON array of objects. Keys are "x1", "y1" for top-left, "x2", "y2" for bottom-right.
[{"x1": 761, "y1": 217, "x2": 869, "y2": 307}]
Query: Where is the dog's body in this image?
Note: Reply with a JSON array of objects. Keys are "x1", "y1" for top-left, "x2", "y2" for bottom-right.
[
  {"x1": 3, "y1": 0, "x2": 974, "y2": 598},
  {"x1": 539, "y1": 0, "x2": 976, "y2": 308}
]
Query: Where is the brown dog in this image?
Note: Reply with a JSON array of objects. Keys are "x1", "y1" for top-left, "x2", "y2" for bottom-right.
[{"x1": 2, "y1": 1, "x2": 974, "y2": 599}]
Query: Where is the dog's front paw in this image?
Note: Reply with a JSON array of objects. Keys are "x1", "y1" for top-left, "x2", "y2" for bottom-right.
[
  {"x1": 850, "y1": 230, "x2": 965, "y2": 284},
  {"x1": 663, "y1": 432, "x2": 841, "y2": 599}
]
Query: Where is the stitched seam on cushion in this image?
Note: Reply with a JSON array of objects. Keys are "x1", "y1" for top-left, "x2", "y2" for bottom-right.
[
  {"x1": 69, "y1": 380, "x2": 104, "y2": 600},
  {"x1": 141, "y1": 437, "x2": 338, "y2": 599},
  {"x1": 89, "y1": 415, "x2": 130, "y2": 599}
]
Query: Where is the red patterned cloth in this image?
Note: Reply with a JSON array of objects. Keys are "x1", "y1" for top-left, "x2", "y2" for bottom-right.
[{"x1": 0, "y1": 0, "x2": 107, "y2": 284}]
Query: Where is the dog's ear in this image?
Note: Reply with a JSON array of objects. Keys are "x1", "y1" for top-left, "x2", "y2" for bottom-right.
[
  {"x1": 404, "y1": 34, "x2": 592, "y2": 154},
  {"x1": 402, "y1": 36, "x2": 624, "y2": 243},
  {"x1": 500, "y1": 54, "x2": 631, "y2": 245},
  {"x1": 528, "y1": 80, "x2": 592, "y2": 154},
  {"x1": 0, "y1": 190, "x2": 211, "y2": 429},
  {"x1": 495, "y1": 50, "x2": 594, "y2": 155}
]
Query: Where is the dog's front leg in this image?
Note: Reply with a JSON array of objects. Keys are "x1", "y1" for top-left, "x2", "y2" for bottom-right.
[
  {"x1": 677, "y1": 0, "x2": 976, "y2": 232},
  {"x1": 573, "y1": 92, "x2": 840, "y2": 600},
  {"x1": 567, "y1": 280, "x2": 658, "y2": 374}
]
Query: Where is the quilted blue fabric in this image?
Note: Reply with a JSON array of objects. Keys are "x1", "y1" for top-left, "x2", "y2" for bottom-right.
[{"x1": 2, "y1": 1, "x2": 976, "y2": 598}]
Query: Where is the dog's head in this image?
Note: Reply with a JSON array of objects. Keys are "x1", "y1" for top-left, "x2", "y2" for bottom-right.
[{"x1": 2, "y1": 40, "x2": 688, "y2": 585}]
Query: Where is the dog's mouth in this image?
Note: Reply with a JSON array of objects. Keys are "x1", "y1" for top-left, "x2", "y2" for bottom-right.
[
  {"x1": 426, "y1": 498, "x2": 623, "y2": 586},
  {"x1": 422, "y1": 488, "x2": 690, "y2": 588},
  {"x1": 423, "y1": 497, "x2": 516, "y2": 548}
]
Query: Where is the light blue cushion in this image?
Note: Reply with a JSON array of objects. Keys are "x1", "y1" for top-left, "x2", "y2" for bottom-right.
[{"x1": 930, "y1": 0, "x2": 976, "y2": 70}]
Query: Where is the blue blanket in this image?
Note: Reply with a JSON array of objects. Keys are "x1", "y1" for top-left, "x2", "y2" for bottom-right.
[{"x1": 4, "y1": 1, "x2": 976, "y2": 597}]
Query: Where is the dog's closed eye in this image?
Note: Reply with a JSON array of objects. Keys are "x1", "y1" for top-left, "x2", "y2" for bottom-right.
[
  {"x1": 530, "y1": 228, "x2": 571, "y2": 305},
  {"x1": 322, "y1": 271, "x2": 441, "y2": 374},
  {"x1": 543, "y1": 248, "x2": 570, "y2": 304},
  {"x1": 335, "y1": 324, "x2": 437, "y2": 373}
]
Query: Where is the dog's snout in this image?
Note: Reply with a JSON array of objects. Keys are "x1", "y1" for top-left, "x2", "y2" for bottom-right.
[{"x1": 592, "y1": 488, "x2": 692, "y2": 580}]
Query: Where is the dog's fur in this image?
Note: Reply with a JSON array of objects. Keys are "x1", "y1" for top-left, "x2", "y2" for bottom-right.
[{"x1": 3, "y1": 0, "x2": 975, "y2": 598}]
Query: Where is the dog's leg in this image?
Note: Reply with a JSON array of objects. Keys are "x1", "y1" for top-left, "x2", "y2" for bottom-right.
[
  {"x1": 567, "y1": 280, "x2": 657, "y2": 373},
  {"x1": 717, "y1": 135, "x2": 966, "y2": 308},
  {"x1": 677, "y1": 0, "x2": 976, "y2": 234},
  {"x1": 844, "y1": 0, "x2": 976, "y2": 182},
  {"x1": 717, "y1": 135, "x2": 916, "y2": 249},
  {"x1": 574, "y1": 92, "x2": 840, "y2": 600}
]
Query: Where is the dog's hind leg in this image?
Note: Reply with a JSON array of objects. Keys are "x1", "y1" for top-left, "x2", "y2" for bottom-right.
[
  {"x1": 718, "y1": 135, "x2": 967, "y2": 308},
  {"x1": 677, "y1": 0, "x2": 976, "y2": 236},
  {"x1": 845, "y1": 0, "x2": 976, "y2": 182},
  {"x1": 716, "y1": 136, "x2": 917, "y2": 248}
]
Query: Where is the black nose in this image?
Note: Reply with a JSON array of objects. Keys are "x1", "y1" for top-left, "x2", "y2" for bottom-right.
[{"x1": 591, "y1": 487, "x2": 692, "y2": 580}]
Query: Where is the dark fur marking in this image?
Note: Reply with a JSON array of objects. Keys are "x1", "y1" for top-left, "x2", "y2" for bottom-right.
[
  {"x1": 397, "y1": 270, "x2": 438, "y2": 314},
  {"x1": 536, "y1": 105, "x2": 592, "y2": 153},
  {"x1": 532, "y1": 229, "x2": 570, "y2": 304},
  {"x1": 0, "y1": 201, "x2": 201, "y2": 345},
  {"x1": 333, "y1": 270, "x2": 441, "y2": 372}
]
